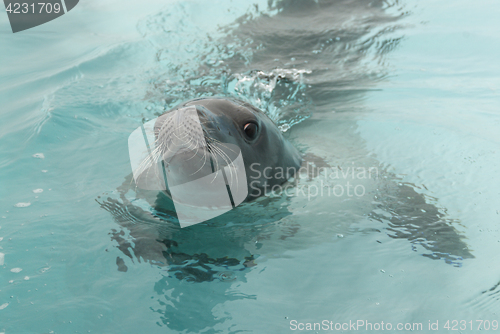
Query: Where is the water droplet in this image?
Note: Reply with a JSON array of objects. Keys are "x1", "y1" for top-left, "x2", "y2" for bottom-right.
[
  {"x1": 217, "y1": 271, "x2": 236, "y2": 282},
  {"x1": 279, "y1": 124, "x2": 291, "y2": 132}
]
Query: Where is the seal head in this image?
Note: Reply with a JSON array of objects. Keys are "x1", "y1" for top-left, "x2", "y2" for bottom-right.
[{"x1": 154, "y1": 97, "x2": 302, "y2": 200}]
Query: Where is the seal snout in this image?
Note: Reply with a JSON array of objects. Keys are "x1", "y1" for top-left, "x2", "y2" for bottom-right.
[{"x1": 156, "y1": 106, "x2": 209, "y2": 165}]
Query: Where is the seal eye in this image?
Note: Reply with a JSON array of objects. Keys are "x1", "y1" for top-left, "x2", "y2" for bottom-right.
[{"x1": 243, "y1": 122, "x2": 258, "y2": 140}]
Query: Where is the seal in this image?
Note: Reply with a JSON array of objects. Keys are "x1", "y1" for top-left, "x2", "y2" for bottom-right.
[{"x1": 152, "y1": 97, "x2": 302, "y2": 202}]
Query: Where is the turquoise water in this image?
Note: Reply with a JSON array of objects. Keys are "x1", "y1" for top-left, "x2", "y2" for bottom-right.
[{"x1": 1, "y1": 0, "x2": 500, "y2": 333}]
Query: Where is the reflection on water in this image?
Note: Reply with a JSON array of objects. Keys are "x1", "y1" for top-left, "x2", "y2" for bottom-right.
[
  {"x1": 96, "y1": 0, "x2": 474, "y2": 331},
  {"x1": 371, "y1": 179, "x2": 473, "y2": 266}
]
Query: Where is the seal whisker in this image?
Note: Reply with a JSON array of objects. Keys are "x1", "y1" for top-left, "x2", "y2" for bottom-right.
[
  {"x1": 209, "y1": 143, "x2": 238, "y2": 188},
  {"x1": 187, "y1": 146, "x2": 211, "y2": 177},
  {"x1": 184, "y1": 138, "x2": 205, "y2": 162},
  {"x1": 204, "y1": 136, "x2": 236, "y2": 177},
  {"x1": 134, "y1": 149, "x2": 157, "y2": 176}
]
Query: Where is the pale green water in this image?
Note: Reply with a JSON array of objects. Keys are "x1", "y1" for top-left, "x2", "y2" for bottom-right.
[{"x1": 1, "y1": 0, "x2": 500, "y2": 333}]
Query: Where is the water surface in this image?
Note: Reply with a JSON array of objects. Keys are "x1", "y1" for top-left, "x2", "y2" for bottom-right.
[{"x1": 1, "y1": 0, "x2": 499, "y2": 333}]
